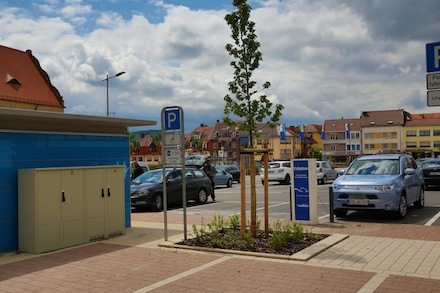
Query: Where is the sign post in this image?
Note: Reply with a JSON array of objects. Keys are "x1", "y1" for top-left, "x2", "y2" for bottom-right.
[
  {"x1": 161, "y1": 106, "x2": 185, "y2": 240},
  {"x1": 426, "y1": 42, "x2": 440, "y2": 106},
  {"x1": 291, "y1": 159, "x2": 318, "y2": 224}
]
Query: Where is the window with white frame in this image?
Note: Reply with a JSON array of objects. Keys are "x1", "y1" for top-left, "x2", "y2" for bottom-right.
[
  {"x1": 406, "y1": 141, "x2": 417, "y2": 148},
  {"x1": 420, "y1": 141, "x2": 431, "y2": 148},
  {"x1": 406, "y1": 130, "x2": 416, "y2": 137},
  {"x1": 330, "y1": 134, "x2": 338, "y2": 140},
  {"x1": 365, "y1": 133, "x2": 374, "y2": 139},
  {"x1": 365, "y1": 144, "x2": 375, "y2": 149},
  {"x1": 420, "y1": 130, "x2": 430, "y2": 136}
]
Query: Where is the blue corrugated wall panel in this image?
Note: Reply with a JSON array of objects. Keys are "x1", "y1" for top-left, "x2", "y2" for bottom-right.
[{"x1": 0, "y1": 131, "x2": 131, "y2": 253}]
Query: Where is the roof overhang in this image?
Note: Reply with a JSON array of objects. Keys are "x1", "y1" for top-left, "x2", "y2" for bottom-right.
[{"x1": 0, "y1": 108, "x2": 156, "y2": 135}]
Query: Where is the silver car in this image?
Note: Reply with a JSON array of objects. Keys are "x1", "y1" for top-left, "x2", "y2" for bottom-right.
[{"x1": 316, "y1": 161, "x2": 338, "y2": 184}]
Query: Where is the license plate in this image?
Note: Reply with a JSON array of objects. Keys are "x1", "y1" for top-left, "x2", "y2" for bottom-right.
[
  {"x1": 133, "y1": 201, "x2": 147, "y2": 205},
  {"x1": 347, "y1": 199, "x2": 368, "y2": 205},
  {"x1": 430, "y1": 172, "x2": 440, "y2": 175}
]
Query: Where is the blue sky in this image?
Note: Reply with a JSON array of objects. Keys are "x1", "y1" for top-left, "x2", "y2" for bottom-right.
[{"x1": 1, "y1": 0, "x2": 440, "y2": 132}]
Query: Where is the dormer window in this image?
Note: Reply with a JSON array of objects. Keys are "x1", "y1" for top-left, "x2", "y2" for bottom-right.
[
  {"x1": 6, "y1": 74, "x2": 21, "y2": 85},
  {"x1": 387, "y1": 120, "x2": 393, "y2": 124},
  {"x1": 370, "y1": 121, "x2": 376, "y2": 125}
]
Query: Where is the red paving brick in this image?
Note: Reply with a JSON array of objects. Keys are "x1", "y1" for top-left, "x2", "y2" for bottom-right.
[
  {"x1": 0, "y1": 243, "x2": 219, "y2": 293},
  {"x1": 154, "y1": 257, "x2": 375, "y2": 293},
  {"x1": 375, "y1": 274, "x2": 440, "y2": 293},
  {"x1": 3, "y1": 211, "x2": 440, "y2": 292}
]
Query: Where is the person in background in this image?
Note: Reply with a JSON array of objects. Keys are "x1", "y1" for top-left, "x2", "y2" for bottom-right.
[
  {"x1": 131, "y1": 161, "x2": 144, "y2": 180},
  {"x1": 203, "y1": 159, "x2": 216, "y2": 201}
]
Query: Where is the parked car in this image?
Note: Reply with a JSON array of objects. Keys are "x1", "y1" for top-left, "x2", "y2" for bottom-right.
[
  {"x1": 214, "y1": 167, "x2": 233, "y2": 187},
  {"x1": 184, "y1": 154, "x2": 211, "y2": 167},
  {"x1": 332, "y1": 154, "x2": 424, "y2": 219},
  {"x1": 217, "y1": 165, "x2": 240, "y2": 183},
  {"x1": 130, "y1": 167, "x2": 212, "y2": 210},
  {"x1": 260, "y1": 161, "x2": 291, "y2": 185},
  {"x1": 316, "y1": 161, "x2": 338, "y2": 184},
  {"x1": 420, "y1": 159, "x2": 440, "y2": 189}
]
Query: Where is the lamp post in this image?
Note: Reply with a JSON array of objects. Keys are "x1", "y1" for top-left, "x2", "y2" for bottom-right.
[{"x1": 103, "y1": 71, "x2": 125, "y2": 117}]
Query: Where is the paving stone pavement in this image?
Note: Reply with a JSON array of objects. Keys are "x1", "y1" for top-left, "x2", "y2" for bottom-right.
[{"x1": 1, "y1": 212, "x2": 440, "y2": 292}]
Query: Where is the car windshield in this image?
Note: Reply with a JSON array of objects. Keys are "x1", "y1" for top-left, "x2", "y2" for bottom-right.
[
  {"x1": 185, "y1": 155, "x2": 209, "y2": 167},
  {"x1": 421, "y1": 160, "x2": 440, "y2": 168},
  {"x1": 132, "y1": 169, "x2": 170, "y2": 184},
  {"x1": 345, "y1": 159, "x2": 400, "y2": 175}
]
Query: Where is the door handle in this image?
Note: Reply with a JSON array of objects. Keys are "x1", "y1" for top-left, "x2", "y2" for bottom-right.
[
  {"x1": 101, "y1": 188, "x2": 105, "y2": 198},
  {"x1": 62, "y1": 190, "x2": 65, "y2": 202},
  {"x1": 107, "y1": 187, "x2": 111, "y2": 197}
]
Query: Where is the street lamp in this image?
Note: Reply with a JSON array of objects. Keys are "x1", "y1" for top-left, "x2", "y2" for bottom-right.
[{"x1": 102, "y1": 71, "x2": 125, "y2": 117}]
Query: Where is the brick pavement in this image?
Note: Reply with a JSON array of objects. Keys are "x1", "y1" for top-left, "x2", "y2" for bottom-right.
[{"x1": 2, "y1": 212, "x2": 440, "y2": 292}]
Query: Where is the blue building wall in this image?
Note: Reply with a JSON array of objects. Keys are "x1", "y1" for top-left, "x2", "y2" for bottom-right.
[{"x1": 0, "y1": 131, "x2": 131, "y2": 253}]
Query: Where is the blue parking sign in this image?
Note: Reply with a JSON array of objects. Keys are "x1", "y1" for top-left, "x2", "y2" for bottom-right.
[
  {"x1": 164, "y1": 109, "x2": 181, "y2": 131},
  {"x1": 426, "y1": 42, "x2": 440, "y2": 73}
]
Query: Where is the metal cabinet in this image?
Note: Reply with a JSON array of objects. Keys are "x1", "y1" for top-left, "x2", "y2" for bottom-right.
[{"x1": 18, "y1": 166, "x2": 125, "y2": 254}]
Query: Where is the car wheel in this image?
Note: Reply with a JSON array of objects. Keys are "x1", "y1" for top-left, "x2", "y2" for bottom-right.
[
  {"x1": 322, "y1": 176, "x2": 327, "y2": 185},
  {"x1": 414, "y1": 188, "x2": 425, "y2": 209},
  {"x1": 196, "y1": 189, "x2": 208, "y2": 203},
  {"x1": 152, "y1": 194, "x2": 163, "y2": 211},
  {"x1": 334, "y1": 209, "x2": 348, "y2": 217},
  {"x1": 284, "y1": 174, "x2": 291, "y2": 185},
  {"x1": 227, "y1": 178, "x2": 233, "y2": 188},
  {"x1": 395, "y1": 194, "x2": 407, "y2": 219},
  {"x1": 237, "y1": 177, "x2": 240, "y2": 183}
]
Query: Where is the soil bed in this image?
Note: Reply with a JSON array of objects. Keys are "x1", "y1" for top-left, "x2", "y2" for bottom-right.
[{"x1": 177, "y1": 229, "x2": 330, "y2": 256}]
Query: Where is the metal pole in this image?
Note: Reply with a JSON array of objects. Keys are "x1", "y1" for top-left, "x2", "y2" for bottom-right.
[
  {"x1": 106, "y1": 74, "x2": 109, "y2": 117},
  {"x1": 329, "y1": 186, "x2": 334, "y2": 223}
]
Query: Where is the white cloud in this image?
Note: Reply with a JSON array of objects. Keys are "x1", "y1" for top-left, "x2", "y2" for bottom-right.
[{"x1": 0, "y1": 0, "x2": 437, "y2": 131}]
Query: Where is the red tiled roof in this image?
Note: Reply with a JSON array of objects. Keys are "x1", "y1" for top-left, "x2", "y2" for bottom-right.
[{"x1": 0, "y1": 45, "x2": 64, "y2": 109}]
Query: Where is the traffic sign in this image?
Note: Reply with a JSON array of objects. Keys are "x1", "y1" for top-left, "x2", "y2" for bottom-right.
[
  {"x1": 165, "y1": 149, "x2": 181, "y2": 165},
  {"x1": 427, "y1": 90, "x2": 440, "y2": 106},
  {"x1": 164, "y1": 108, "x2": 181, "y2": 131},
  {"x1": 164, "y1": 133, "x2": 180, "y2": 146},
  {"x1": 426, "y1": 42, "x2": 440, "y2": 73},
  {"x1": 427, "y1": 73, "x2": 440, "y2": 90}
]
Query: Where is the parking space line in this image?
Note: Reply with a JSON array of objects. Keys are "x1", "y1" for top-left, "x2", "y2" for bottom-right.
[
  {"x1": 132, "y1": 256, "x2": 230, "y2": 292},
  {"x1": 425, "y1": 210, "x2": 440, "y2": 226}
]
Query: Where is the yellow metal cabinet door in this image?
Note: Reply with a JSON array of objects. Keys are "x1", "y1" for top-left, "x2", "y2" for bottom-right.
[
  {"x1": 105, "y1": 166, "x2": 125, "y2": 237},
  {"x1": 36, "y1": 170, "x2": 63, "y2": 253},
  {"x1": 60, "y1": 169, "x2": 86, "y2": 248},
  {"x1": 85, "y1": 168, "x2": 106, "y2": 240}
]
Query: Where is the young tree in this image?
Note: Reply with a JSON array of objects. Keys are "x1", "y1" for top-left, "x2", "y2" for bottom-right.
[
  {"x1": 224, "y1": 0, "x2": 283, "y2": 237},
  {"x1": 223, "y1": 0, "x2": 283, "y2": 148}
]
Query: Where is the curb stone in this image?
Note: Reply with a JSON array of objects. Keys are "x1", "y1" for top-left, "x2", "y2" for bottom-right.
[{"x1": 158, "y1": 233, "x2": 349, "y2": 261}]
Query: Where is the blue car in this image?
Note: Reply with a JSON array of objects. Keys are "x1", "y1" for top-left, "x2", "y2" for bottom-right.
[
  {"x1": 332, "y1": 154, "x2": 425, "y2": 219},
  {"x1": 214, "y1": 167, "x2": 233, "y2": 188}
]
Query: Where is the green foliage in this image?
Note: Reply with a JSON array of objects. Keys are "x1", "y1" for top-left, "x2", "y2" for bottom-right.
[
  {"x1": 229, "y1": 214, "x2": 240, "y2": 229},
  {"x1": 188, "y1": 215, "x2": 325, "y2": 253},
  {"x1": 268, "y1": 220, "x2": 306, "y2": 251},
  {"x1": 223, "y1": 0, "x2": 283, "y2": 148}
]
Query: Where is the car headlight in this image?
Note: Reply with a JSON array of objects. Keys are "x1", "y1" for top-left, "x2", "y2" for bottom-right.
[
  {"x1": 333, "y1": 185, "x2": 344, "y2": 191},
  {"x1": 375, "y1": 184, "x2": 394, "y2": 192},
  {"x1": 133, "y1": 189, "x2": 149, "y2": 196}
]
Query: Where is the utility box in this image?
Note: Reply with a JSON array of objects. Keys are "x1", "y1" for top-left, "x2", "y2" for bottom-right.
[{"x1": 18, "y1": 165, "x2": 125, "y2": 254}]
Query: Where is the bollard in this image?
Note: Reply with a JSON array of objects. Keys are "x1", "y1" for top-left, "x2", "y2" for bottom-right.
[{"x1": 329, "y1": 186, "x2": 334, "y2": 223}]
